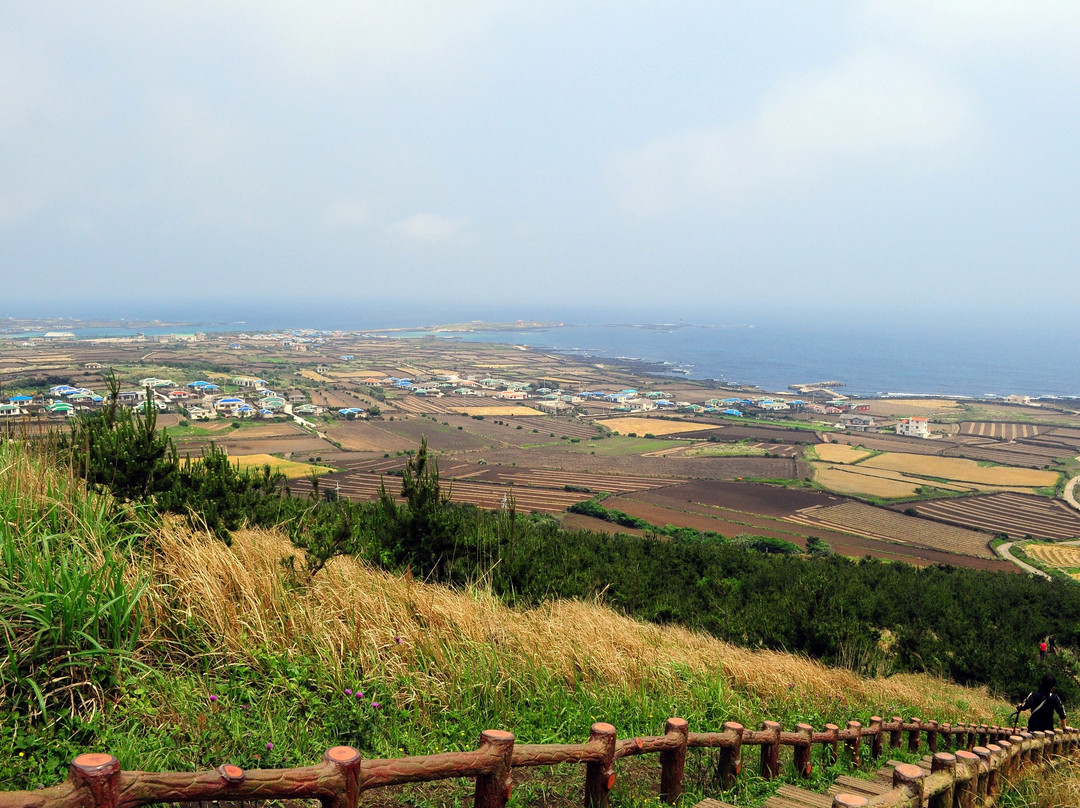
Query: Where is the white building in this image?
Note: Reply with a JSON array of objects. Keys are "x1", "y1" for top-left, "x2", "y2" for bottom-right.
[{"x1": 896, "y1": 417, "x2": 930, "y2": 438}]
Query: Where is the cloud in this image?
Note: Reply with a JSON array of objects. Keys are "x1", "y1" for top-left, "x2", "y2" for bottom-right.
[
  {"x1": 611, "y1": 50, "x2": 977, "y2": 217},
  {"x1": 388, "y1": 213, "x2": 471, "y2": 244}
]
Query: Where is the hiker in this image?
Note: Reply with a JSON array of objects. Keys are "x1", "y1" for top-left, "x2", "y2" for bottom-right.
[
  {"x1": 1040, "y1": 639, "x2": 1048, "y2": 660},
  {"x1": 1048, "y1": 635, "x2": 1056, "y2": 655},
  {"x1": 1016, "y1": 674, "x2": 1067, "y2": 733}
]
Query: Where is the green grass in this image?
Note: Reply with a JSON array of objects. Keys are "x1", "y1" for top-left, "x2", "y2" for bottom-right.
[
  {"x1": 554, "y1": 437, "x2": 683, "y2": 456},
  {"x1": 686, "y1": 445, "x2": 768, "y2": 458},
  {"x1": 0, "y1": 441, "x2": 147, "y2": 728}
]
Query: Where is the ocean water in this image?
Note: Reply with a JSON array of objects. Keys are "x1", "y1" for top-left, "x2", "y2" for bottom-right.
[
  {"x1": 5, "y1": 302, "x2": 1075, "y2": 399},
  {"x1": 446, "y1": 321, "x2": 1078, "y2": 399}
]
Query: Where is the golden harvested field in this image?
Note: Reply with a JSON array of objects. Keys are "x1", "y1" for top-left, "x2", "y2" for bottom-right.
[
  {"x1": 863, "y1": 399, "x2": 962, "y2": 416},
  {"x1": 229, "y1": 454, "x2": 335, "y2": 478},
  {"x1": 299, "y1": 369, "x2": 333, "y2": 382},
  {"x1": 813, "y1": 443, "x2": 874, "y2": 464},
  {"x1": 812, "y1": 465, "x2": 920, "y2": 498},
  {"x1": 1025, "y1": 543, "x2": 1080, "y2": 569},
  {"x1": 815, "y1": 462, "x2": 973, "y2": 493},
  {"x1": 599, "y1": 417, "x2": 705, "y2": 436},
  {"x1": 861, "y1": 454, "x2": 1058, "y2": 488},
  {"x1": 454, "y1": 406, "x2": 544, "y2": 416}
]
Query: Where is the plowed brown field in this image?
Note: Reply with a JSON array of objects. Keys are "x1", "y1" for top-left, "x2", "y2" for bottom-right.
[{"x1": 908, "y1": 492, "x2": 1080, "y2": 541}]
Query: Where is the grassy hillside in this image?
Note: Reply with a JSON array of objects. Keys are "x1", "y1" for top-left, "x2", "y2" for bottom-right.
[{"x1": 0, "y1": 438, "x2": 1022, "y2": 806}]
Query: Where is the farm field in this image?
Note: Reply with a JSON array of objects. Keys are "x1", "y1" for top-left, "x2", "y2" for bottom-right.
[
  {"x1": 906, "y1": 492, "x2": 1080, "y2": 542},
  {"x1": 601, "y1": 485, "x2": 1010, "y2": 570},
  {"x1": 812, "y1": 443, "x2": 874, "y2": 464},
  {"x1": 861, "y1": 399, "x2": 963, "y2": 416},
  {"x1": 594, "y1": 416, "x2": 708, "y2": 436},
  {"x1": 683, "y1": 443, "x2": 768, "y2": 457},
  {"x1": 290, "y1": 466, "x2": 594, "y2": 513},
  {"x1": 229, "y1": 454, "x2": 335, "y2": 478},
  {"x1": 453, "y1": 405, "x2": 545, "y2": 417},
  {"x1": 1024, "y1": 543, "x2": 1080, "y2": 572},
  {"x1": 960, "y1": 422, "x2": 1041, "y2": 440},
  {"x1": 787, "y1": 501, "x2": 994, "y2": 558},
  {"x1": 812, "y1": 464, "x2": 922, "y2": 498},
  {"x1": 859, "y1": 453, "x2": 1059, "y2": 488}
]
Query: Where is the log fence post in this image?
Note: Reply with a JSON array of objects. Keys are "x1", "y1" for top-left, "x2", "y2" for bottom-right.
[
  {"x1": 868, "y1": 716, "x2": 883, "y2": 759},
  {"x1": 322, "y1": 746, "x2": 362, "y2": 808},
  {"x1": 926, "y1": 719, "x2": 939, "y2": 753},
  {"x1": 972, "y1": 746, "x2": 990, "y2": 803},
  {"x1": 844, "y1": 721, "x2": 861, "y2": 767},
  {"x1": 966, "y1": 723, "x2": 977, "y2": 750},
  {"x1": 70, "y1": 754, "x2": 121, "y2": 808},
  {"x1": 978, "y1": 725, "x2": 989, "y2": 747},
  {"x1": 984, "y1": 744, "x2": 1002, "y2": 799},
  {"x1": 928, "y1": 752, "x2": 956, "y2": 808},
  {"x1": 759, "y1": 720, "x2": 781, "y2": 780},
  {"x1": 659, "y1": 717, "x2": 688, "y2": 804},
  {"x1": 892, "y1": 763, "x2": 924, "y2": 805},
  {"x1": 474, "y1": 730, "x2": 514, "y2": 808},
  {"x1": 824, "y1": 723, "x2": 840, "y2": 765},
  {"x1": 793, "y1": 723, "x2": 813, "y2": 778},
  {"x1": 831, "y1": 795, "x2": 868, "y2": 808},
  {"x1": 998, "y1": 739, "x2": 1015, "y2": 781},
  {"x1": 939, "y1": 722, "x2": 951, "y2": 751},
  {"x1": 953, "y1": 750, "x2": 979, "y2": 808},
  {"x1": 889, "y1": 716, "x2": 903, "y2": 749},
  {"x1": 1020, "y1": 731, "x2": 1034, "y2": 765},
  {"x1": 906, "y1": 717, "x2": 921, "y2": 754},
  {"x1": 716, "y1": 721, "x2": 743, "y2": 788},
  {"x1": 585, "y1": 722, "x2": 616, "y2": 808},
  {"x1": 1032, "y1": 731, "x2": 1047, "y2": 766}
]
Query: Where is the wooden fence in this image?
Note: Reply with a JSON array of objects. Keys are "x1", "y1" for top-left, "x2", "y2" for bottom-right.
[{"x1": 1, "y1": 716, "x2": 1075, "y2": 808}]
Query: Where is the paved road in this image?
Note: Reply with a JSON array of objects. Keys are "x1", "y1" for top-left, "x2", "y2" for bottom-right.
[
  {"x1": 1064, "y1": 465, "x2": 1080, "y2": 512},
  {"x1": 996, "y1": 542, "x2": 1052, "y2": 579}
]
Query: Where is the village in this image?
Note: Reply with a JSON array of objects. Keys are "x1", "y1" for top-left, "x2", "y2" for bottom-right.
[{"x1": 0, "y1": 327, "x2": 955, "y2": 441}]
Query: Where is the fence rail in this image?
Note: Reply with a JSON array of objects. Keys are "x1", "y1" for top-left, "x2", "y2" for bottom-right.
[{"x1": 1, "y1": 716, "x2": 1075, "y2": 808}]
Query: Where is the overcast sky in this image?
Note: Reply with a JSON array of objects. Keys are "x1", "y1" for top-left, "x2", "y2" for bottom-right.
[{"x1": 3, "y1": 1, "x2": 1080, "y2": 321}]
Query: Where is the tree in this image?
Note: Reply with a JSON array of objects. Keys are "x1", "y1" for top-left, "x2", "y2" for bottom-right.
[{"x1": 377, "y1": 438, "x2": 457, "y2": 577}]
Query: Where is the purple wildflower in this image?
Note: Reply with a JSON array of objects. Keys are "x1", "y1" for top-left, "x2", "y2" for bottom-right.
[
  {"x1": 355, "y1": 691, "x2": 364, "y2": 699},
  {"x1": 267, "y1": 742, "x2": 274, "y2": 751},
  {"x1": 209, "y1": 694, "x2": 219, "y2": 702},
  {"x1": 345, "y1": 689, "x2": 352, "y2": 696},
  {"x1": 395, "y1": 636, "x2": 402, "y2": 644},
  {"x1": 371, "y1": 701, "x2": 382, "y2": 709}
]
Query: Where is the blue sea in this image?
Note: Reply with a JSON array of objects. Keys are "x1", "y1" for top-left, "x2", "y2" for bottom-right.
[{"x1": 4, "y1": 302, "x2": 1076, "y2": 399}]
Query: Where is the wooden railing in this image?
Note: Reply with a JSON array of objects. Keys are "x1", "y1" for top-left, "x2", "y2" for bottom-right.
[{"x1": 1, "y1": 716, "x2": 1075, "y2": 808}]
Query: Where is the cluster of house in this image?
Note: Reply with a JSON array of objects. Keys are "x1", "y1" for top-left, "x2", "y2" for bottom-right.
[
  {"x1": 1, "y1": 373, "x2": 316, "y2": 423},
  {"x1": 349, "y1": 371, "x2": 880, "y2": 420}
]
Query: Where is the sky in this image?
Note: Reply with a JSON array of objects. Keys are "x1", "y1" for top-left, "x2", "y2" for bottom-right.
[{"x1": 3, "y1": 1, "x2": 1080, "y2": 322}]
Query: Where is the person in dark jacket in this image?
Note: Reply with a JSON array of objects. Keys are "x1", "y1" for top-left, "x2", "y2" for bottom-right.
[{"x1": 1017, "y1": 674, "x2": 1067, "y2": 732}]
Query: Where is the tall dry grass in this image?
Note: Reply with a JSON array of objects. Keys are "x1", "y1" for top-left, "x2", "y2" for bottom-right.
[{"x1": 145, "y1": 522, "x2": 1009, "y2": 725}]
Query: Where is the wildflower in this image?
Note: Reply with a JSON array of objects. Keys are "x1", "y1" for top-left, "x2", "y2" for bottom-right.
[
  {"x1": 267, "y1": 742, "x2": 274, "y2": 751},
  {"x1": 345, "y1": 689, "x2": 352, "y2": 696},
  {"x1": 371, "y1": 701, "x2": 382, "y2": 709},
  {"x1": 395, "y1": 636, "x2": 402, "y2": 644},
  {"x1": 355, "y1": 691, "x2": 364, "y2": 699},
  {"x1": 209, "y1": 694, "x2": 218, "y2": 702}
]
